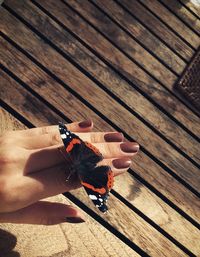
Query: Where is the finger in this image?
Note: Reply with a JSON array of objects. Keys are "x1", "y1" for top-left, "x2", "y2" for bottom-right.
[
  {"x1": 21, "y1": 131, "x2": 124, "y2": 149},
  {"x1": 98, "y1": 158, "x2": 132, "y2": 176},
  {"x1": 9, "y1": 120, "x2": 93, "y2": 137},
  {"x1": 24, "y1": 142, "x2": 139, "y2": 173},
  {"x1": 3, "y1": 158, "x2": 131, "y2": 212},
  {"x1": 0, "y1": 201, "x2": 85, "y2": 225}
]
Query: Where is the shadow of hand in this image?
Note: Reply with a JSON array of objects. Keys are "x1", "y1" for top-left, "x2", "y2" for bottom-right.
[{"x1": 0, "y1": 229, "x2": 20, "y2": 257}]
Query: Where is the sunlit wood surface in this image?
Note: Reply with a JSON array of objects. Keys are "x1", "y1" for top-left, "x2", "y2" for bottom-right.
[{"x1": 0, "y1": 1, "x2": 200, "y2": 256}]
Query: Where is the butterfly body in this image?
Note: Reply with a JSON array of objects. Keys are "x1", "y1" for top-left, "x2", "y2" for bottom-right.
[{"x1": 59, "y1": 123, "x2": 114, "y2": 213}]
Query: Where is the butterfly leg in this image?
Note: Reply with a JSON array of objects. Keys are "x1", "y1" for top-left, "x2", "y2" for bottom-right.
[{"x1": 57, "y1": 147, "x2": 75, "y2": 181}]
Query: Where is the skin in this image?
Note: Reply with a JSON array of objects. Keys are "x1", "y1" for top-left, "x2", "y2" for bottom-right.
[{"x1": 0, "y1": 120, "x2": 139, "y2": 225}]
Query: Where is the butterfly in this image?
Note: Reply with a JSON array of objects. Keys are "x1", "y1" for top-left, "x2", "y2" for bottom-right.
[{"x1": 58, "y1": 123, "x2": 114, "y2": 213}]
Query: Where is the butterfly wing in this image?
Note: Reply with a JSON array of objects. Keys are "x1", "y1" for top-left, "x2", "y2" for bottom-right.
[
  {"x1": 58, "y1": 123, "x2": 102, "y2": 165},
  {"x1": 79, "y1": 165, "x2": 114, "y2": 213},
  {"x1": 58, "y1": 122, "x2": 82, "y2": 156},
  {"x1": 59, "y1": 123, "x2": 114, "y2": 212}
]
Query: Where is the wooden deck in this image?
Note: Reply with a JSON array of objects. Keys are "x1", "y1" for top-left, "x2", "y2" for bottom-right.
[{"x1": 0, "y1": 0, "x2": 200, "y2": 256}]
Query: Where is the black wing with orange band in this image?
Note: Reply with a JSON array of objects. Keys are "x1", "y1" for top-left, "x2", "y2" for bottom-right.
[{"x1": 58, "y1": 122, "x2": 114, "y2": 212}]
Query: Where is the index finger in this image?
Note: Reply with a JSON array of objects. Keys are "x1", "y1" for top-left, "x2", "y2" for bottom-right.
[{"x1": 6, "y1": 120, "x2": 93, "y2": 137}]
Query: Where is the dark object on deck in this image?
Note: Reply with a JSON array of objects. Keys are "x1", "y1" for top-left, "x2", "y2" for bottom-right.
[{"x1": 175, "y1": 47, "x2": 200, "y2": 113}]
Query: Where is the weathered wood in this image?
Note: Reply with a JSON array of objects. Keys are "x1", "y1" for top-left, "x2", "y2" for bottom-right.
[
  {"x1": 138, "y1": 0, "x2": 200, "y2": 48},
  {"x1": 1, "y1": 9, "x2": 200, "y2": 192},
  {"x1": 114, "y1": 173, "x2": 200, "y2": 254},
  {"x1": 179, "y1": 0, "x2": 200, "y2": 18},
  {"x1": 30, "y1": 0, "x2": 200, "y2": 135},
  {"x1": 0, "y1": 108, "x2": 25, "y2": 134},
  {"x1": 68, "y1": 0, "x2": 178, "y2": 87},
  {"x1": 1, "y1": 1, "x2": 200, "y2": 255},
  {"x1": 115, "y1": 0, "x2": 194, "y2": 60},
  {"x1": 159, "y1": 0, "x2": 200, "y2": 34},
  {"x1": 1, "y1": 9, "x2": 200, "y2": 171},
  {"x1": 1, "y1": 54, "x2": 200, "y2": 254},
  {"x1": 1, "y1": 37, "x2": 199, "y2": 228},
  {"x1": 7, "y1": 0, "x2": 200, "y2": 141},
  {"x1": 0, "y1": 71, "x2": 190, "y2": 257},
  {"x1": 0, "y1": 74, "x2": 61, "y2": 127},
  {"x1": 92, "y1": 0, "x2": 186, "y2": 75}
]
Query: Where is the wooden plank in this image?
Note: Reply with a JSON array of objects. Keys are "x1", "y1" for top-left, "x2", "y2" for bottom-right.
[
  {"x1": 0, "y1": 73, "x2": 62, "y2": 127},
  {"x1": 138, "y1": 0, "x2": 200, "y2": 48},
  {"x1": 3, "y1": 2, "x2": 200, "y2": 146},
  {"x1": 0, "y1": 110, "x2": 138, "y2": 257},
  {"x1": 179, "y1": 0, "x2": 200, "y2": 18},
  {"x1": 1, "y1": 70, "x2": 199, "y2": 256},
  {"x1": 0, "y1": 72, "x2": 191, "y2": 256},
  {"x1": 0, "y1": 11, "x2": 200, "y2": 175},
  {"x1": 0, "y1": 72, "x2": 194, "y2": 257},
  {"x1": 114, "y1": 0, "x2": 194, "y2": 60},
  {"x1": 1, "y1": 37, "x2": 199, "y2": 228},
  {"x1": 114, "y1": 173, "x2": 200, "y2": 254},
  {"x1": 0, "y1": 108, "x2": 25, "y2": 133},
  {"x1": 0, "y1": 10, "x2": 200, "y2": 192},
  {"x1": 92, "y1": 0, "x2": 186, "y2": 75},
  {"x1": 159, "y1": 0, "x2": 200, "y2": 34},
  {"x1": 6, "y1": 0, "x2": 200, "y2": 141},
  {"x1": 67, "y1": 0, "x2": 178, "y2": 88},
  {"x1": 1, "y1": 38, "x2": 200, "y2": 250}
]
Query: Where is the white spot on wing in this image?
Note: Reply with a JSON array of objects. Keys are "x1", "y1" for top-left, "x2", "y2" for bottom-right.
[
  {"x1": 61, "y1": 134, "x2": 67, "y2": 139},
  {"x1": 89, "y1": 195, "x2": 98, "y2": 200}
]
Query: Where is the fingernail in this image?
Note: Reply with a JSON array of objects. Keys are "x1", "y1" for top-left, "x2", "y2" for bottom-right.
[
  {"x1": 104, "y1": 132, "x2": 124, "y2": 142},
  {"x1": 66, "y1": 217, "x2": 85, "y2": 223},
  {"x1": 120, "y1": 142, "x2": 139, "y2": 153},
  {"x1": 112, "y1": 158, "x2": 131, "y2": 169},
  {"x1": 78, "y1": 119, "x2": 92, "y2": 128}
]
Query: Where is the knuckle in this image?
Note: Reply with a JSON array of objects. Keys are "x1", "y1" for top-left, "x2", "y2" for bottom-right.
[
  {"x1": 43, "y1": 217, "x2": 57, "y2": 226},
  {"x1": 0, "y1": 149, "x2": 13, "y2": 164},
  {"x1": 51, "y1": 133, "x2": 61, "y2": 145},
  {"x1": 0, "y1": 136, "x2": 12, "y2": 146},
  {"x1": 90, "y1": 133, "x2": 96, "y2": 143},
  {"x1": 41, "y1": 126, "x2": 51, "y2": 134},
  {"x1": 104, "y1": 144, "x2": 112, "y2": 157},
  {"x1": 0, "y1": 148, "x2": 22, "y2": 164}
]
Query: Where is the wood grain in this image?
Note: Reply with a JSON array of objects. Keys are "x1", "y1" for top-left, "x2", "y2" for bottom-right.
[
  {"x1": 159, "y1": 0, "x2": 200, "y2": 34},
  {"x1": 68, "y1": 0, "x2": 177, "y2": 87},
  {"x1": 91, "y1": 0, "x2": 186, "y2": 75},
  {"x1": 1, "y1": 14, "x2": 200, "y2": 170},
  {"x1": 1, "y1": 60, "x2": 200, "y2": 254},
  {"x1": 138, "y1": 0, "x2": 200, "y2": 48},
  {"x1": 115, "y1": 0, "x2": 194, "y2": 60},
  {"x1": 29, "y1": 0, "x2": 200, "y2": 136},
  {"x1": 3, "y1": 2, "x2": 199, "y2": 146},
  {"x1": 179, "y1": 0, "x2": 200, "y2": 18},
  {"x1": 0, "y1": 108, "x2": 25, "y2": 134},
  {"x1": 0, "y1": 71, "x2": 190, "y2": 257},
  {"x1": 1, "y1": 37, "x2": 199, "y2": 227},
  {"x1": 1, "y1": 1, "x2": 200, "y2": 255},
  {"x1": 0, "y1": 10, "x2": 200, "y2": 192}
]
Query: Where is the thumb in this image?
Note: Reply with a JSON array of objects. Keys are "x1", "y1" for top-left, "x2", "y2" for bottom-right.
[{"x1": 0, "y1": 201, "x2": 86, "y2": 225}]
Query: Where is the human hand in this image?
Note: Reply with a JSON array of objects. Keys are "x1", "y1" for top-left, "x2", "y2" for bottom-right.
[{"x1": 0, "y1": 120, "x2": 139, "y2": 225}]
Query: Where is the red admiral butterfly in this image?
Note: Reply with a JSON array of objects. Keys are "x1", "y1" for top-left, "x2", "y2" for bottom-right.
[{"x1": 59, "y1": 123, "x2": 114, "y2": 213}]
